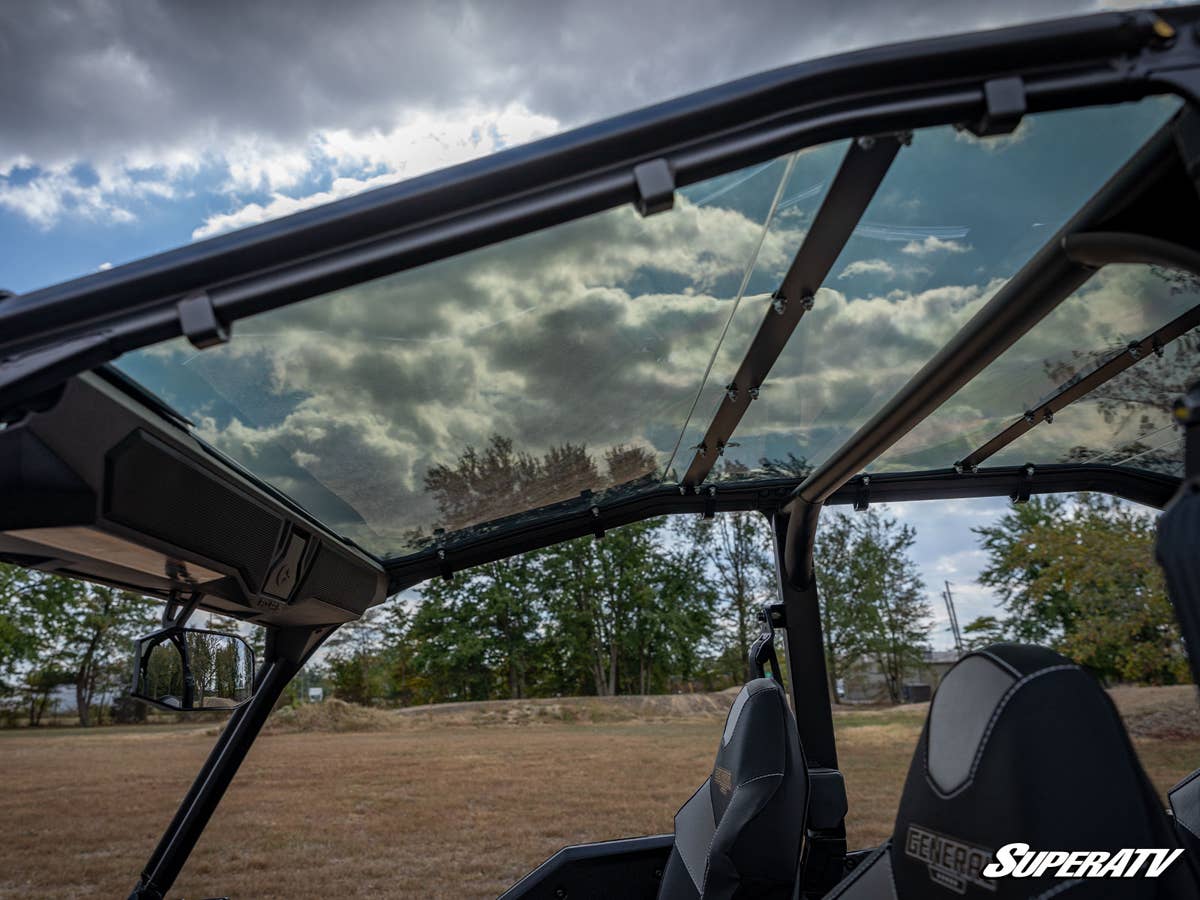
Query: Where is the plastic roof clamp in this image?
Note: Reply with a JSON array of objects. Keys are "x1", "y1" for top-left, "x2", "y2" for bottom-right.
[
  {"x1": 965, "y1": 76, "x2": 1026, "y2": 138},
  {"x1": 853, "y1": 475, "x2": 870, "y2": 512},
  {"x1": 177, "y1": 290, "x2": 230, "y2": 350},
  {"x1": 632, "y1": 158, "x2": 675, "y2": 217},
  {"x1": 1012, "y1": 463, "x2": 1036, "y2": 504}
]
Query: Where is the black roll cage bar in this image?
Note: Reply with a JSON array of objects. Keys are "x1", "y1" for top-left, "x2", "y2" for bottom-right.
[{"x1": 0, "y1": 8, "x2": 1195, "y2": 899}]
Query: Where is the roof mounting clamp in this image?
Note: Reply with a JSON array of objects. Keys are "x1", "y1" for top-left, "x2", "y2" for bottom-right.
[
  {"x1": 703, "y1": 484, "x2": 717, "y2": 519},
  {"x1": 1012, "y1": 464, "x2": 1036, "y2": 504},
  {"x1": 633, "y1": 158, "x2": 675, "y2": 217},
  {"x1": 177, "y1": 291, "x2": 230, "y2": 350},
  {"x1": 853, "y1": 474, "x2": 870, "y2": 511},
  {"x1": 436, "y1": 548, "x2": 453, "y2": 582},
  {"x1": 966, "y1": 76, "x2": 1026, "y2": 138}
]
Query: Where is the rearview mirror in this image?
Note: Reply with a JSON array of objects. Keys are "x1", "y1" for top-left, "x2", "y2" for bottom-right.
[{"x1": 132, "y1": 627, "x2": 256, "y2": 712}]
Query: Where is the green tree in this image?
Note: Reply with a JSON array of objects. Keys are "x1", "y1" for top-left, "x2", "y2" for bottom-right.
[
  {"x1": 971, "y1": 493, "x2": 1186, "y2": 684},
  {"x1": 814, "y1": 514, "x2": 868, "y2": 703},
  {"x1": 685, "y1": 510, "x2": 774, "y2": 683},
  {"x1": 815, "y1": 508, "x2": 930, "y2": 703},
  {"x1": 0, "y1": 564, "x2": 37, "y2": 692},
  {"x1": 24, "y1": 576, "x2": 159, "y2": 726},
  {"x1": 961, "y1": 615, "x2": 1006, "y2": 650},
  {"x1": 325, "y1": 608, "x2": 391, "y2": 705}
]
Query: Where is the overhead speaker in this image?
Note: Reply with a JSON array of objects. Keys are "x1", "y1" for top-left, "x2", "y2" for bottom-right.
[{"x1": 104, "y1": 430, "x2": 285, "y2": 592}]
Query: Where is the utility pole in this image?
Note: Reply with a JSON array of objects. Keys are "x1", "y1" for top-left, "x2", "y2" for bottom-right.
[{"x1": 942, "y1": 580, "x2": 963, "y2": 656}]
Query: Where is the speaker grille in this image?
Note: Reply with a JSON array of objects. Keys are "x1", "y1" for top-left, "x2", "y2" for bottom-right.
[
  {"x1": 295, "y1": 542, "x2": 382, "y2": 614},
  {"x1": 105, "y1": 431, "x2": 283, "y2": 591}
]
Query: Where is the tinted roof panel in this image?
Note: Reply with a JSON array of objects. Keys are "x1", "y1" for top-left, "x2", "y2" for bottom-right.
[
  {"x1": 115, "y1": 149, "x2": 841, "y2": 557},
  {"x1": 878, "y1": 264, "x2": 1199, "y2": 476},
  {"x1": 688, "y1": 98, "x2": 1180, "y2": 481}
]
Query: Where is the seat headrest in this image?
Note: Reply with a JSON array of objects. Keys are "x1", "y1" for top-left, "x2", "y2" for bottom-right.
[
  {"x1": 890, "y1": 643, "x2": 1192, "y2": 898},
  {"x1": 712, "y1": 678, "x2": 795, "y2": 822}
]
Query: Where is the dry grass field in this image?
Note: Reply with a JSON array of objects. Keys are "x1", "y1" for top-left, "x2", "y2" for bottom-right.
[{"x1": 1, "y1": 687, "x2": 1198, "y2": 899}]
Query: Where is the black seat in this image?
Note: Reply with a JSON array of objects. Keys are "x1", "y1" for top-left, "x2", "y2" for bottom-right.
[
  {"x1": 657, "y1": 677, "x2": 808, "y2": 900},
  {"x1": 824, "y1": 643, "x2": 1199, "y2": 899}
]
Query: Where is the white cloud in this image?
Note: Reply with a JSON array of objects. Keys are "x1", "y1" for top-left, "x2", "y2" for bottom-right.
[
  {"x1": 192, "y1": 172, "x2": 399, "y2": 239},
  {"x1": 190, "y1": 104, "x2": 558, "y2": 239},
  {"x1": 900, "y1": 235, "x2": 970, "y2": 256},
  {"x1": 0, "y1": 162, "x2": 178, "y2": 229},
  {"x1": 838, "y1": 258, "x2": 894, "y2": 279}
]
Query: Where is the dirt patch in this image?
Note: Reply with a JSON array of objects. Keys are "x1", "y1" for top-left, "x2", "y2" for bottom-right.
[
  {"x1": 261, "y1": 698, "x2": 399, "y2": 734},
  {"x1": 392, "y1": 689, "x2": 738, "y2": 728},
  {"x1": 1109, "y1": 684, "x2": 1200, "y2": 740}
]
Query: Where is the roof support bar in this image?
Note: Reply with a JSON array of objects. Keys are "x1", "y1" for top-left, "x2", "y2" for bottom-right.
[
  {"x1": 680, "y1": 134, "x2": 904, "y2": 487},
  {"x1": 792, "y1": 113, "x2": 1197, "y2": 509},
  {"x1": 955, "y1": 236, "x2": 1200, "y2": 472},
  {"x1": 381, "y1": 463, "x2": 1177, "y2": 591}
]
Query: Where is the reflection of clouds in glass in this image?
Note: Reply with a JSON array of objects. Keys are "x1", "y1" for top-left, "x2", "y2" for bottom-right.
[
  {"x1": 114, "y1": 101, "x2": 1184, "y2": 556},
  {"x1": 877, "y1": 266, "x2": 1200, "y2": 475},
  {"x1": 134, "y1": 177, "x2": 820, "y2": 553}
]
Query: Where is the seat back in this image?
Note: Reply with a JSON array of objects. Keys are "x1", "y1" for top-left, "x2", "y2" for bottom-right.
[
  {"x1": 826, "y1": 644, "x2": 1198, "y2": 899},
  {"x1": 657, "y1": 677, "x2": 808, "y2": 900}
]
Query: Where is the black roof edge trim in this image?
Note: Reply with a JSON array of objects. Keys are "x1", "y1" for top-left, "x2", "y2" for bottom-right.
[
  {"x1": 383, "y1": 463, "x2": 1175, "y2": 591},
  {"x1": 823, "y1": 464, "x2": 1178, "y2": 510},
  {"x1": 3, "y1": 8, "x2": 1199, "y2": 405}
]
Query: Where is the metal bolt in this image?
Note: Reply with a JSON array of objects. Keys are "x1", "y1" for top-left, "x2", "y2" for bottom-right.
[
  {"x1": 1023, "y1": 410, "x2": 1036, "y2": 425},
  {"x1": 953, "y1": 462, "x2": 964, "y2": 474},
  {"x1": 772, "y1": 294, "x2": 787, "y2": 315},
  {"x1": 800, "y1": 294, "x2": 815, "y2": 312},
  {"x1": 726, "y1": 383, "x2": 739, "y2": 402},
  {"x1": 862, "y1": 474, "x2": 871, "y2": 486},
  {"x1": 437, "y1": 549, "x2": 446, "y2": 560},
  {"x1": 1154, "y1": 340, "x2": 1165, "y2": 358},
  {"x1": 590, "y1": 506, "x2": 600, "y2": 518},
  {"x1": 708, "y1": 485, "x2": 717, "y2": 496},
  {"x1": 1127, "y1": 341, "x2": 1141, "y2": 361},
  {"x1": 748, "y1": 386, "x2": 760, "y2": 400},
  {"x1": 1043, "y1": 410, "x2": 1054, "y2": 425},
  {"x1": 1025, "y1": 464, "x2": 1036, "y2": 478},
  {"x1": 857, "y1": 135, "x2": 876, "y2": 150},
  {"x1": 679, "y1": 485, "x2": 687, "y2": 496}
]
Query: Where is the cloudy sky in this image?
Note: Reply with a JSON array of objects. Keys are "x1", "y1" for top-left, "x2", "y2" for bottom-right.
[{"x1": 5, "y1": 0, "x2": 1187, "y2": 643}]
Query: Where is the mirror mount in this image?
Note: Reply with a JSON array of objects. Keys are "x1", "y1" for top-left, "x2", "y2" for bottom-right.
[{"x1": 161, "y1": 589, "x2": 201, "y2": 630}]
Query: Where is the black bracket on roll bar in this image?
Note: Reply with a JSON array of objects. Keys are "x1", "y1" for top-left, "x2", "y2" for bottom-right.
[
  {"x1": 1012, "y1": 463, "x2": 1036, "y2": 504},
  {"x1": 965, "y1": 76, "x2": 1026, "y2": 137},
  {"x1": 853, "y1": 475, "x2": 870, "y2": 511},
  {"x1": 749, "y1": 601, "x2": 788, "y2": 684},
  {"x1": 177, "y1": 291, "x2": 230, "y2": 350},
  {"x1": 632, "y1": 158, "x2": 675, "y2": 217}
]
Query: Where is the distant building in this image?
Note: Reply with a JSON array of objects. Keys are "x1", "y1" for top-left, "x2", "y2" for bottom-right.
[
  {"x1": 307, "y1": 687, "x2": 324, "y2": 703},
  {"x1": 837, "y1": 648, "x2": 962, "y2": 703}
]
